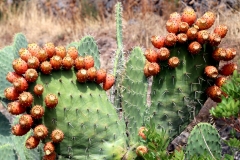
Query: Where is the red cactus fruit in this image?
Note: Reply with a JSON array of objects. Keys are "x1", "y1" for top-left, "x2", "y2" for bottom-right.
[
  {"x1": 209, "y1": 33, "x2": 221, "y2": 46},
  {"x1": 25, "y1": 69, "x2": 38, "y2": 83},
  {"x1": 212, "y1": 48, "x2": 226, "y2": 61},
  {"x1": 43, "y1": 42, "x2": 56, "y2": 58},
  {"x1": 144, "y1": 61, "x2": 151, "y2": 77},
  {"x1": 179, "y1": 22, "x2": 189, "y2": 33},
  {"x1": 74, "y1": 56, "x2": 85, "y2": 70},
  {"x1": 188, "y1": 41, "x2": 202, "y2": 55},
  {"x1": 204, "y1": 66, "x2": 218, "y2": 79},
  {"x1": 31, "y1": 105, "x2": 44, "y2": 119},
  {"x1": 136, "y1": 146, "x2": 148, "y2": 157},
  {"x1": 36, "y1": 48, "x2": 48, "y2": 62},
  {"x1": 13, "y1": 77, "x2": 28, "y2": 92},
  {"x1": 51, "y1": 129, "x2": 64, "y2": 143},
  {"x1": 224, "y1": 48, "x2": 236, "y2": 61},
  {"x1": 42, "y1": 152, "x2": 56, "y2": 160},
  {"x1": 40, "y1": 61, "x2": 53, "y2": 75},
  {"x1": 103, "y1": 74, "x2": 115, "y2": 91},
  {"x1": 27, "y1": 56, "x2": 40, "y2": 69},
  {"x1": 18, "y1": 92, "x2": 34, "y2": 107},
  {"x1": 19, "y1": 48, "x2": 32, "y2": 62},
  {"x1": 67, "y1": 46, "x2": 78, "y2": 60},
  {"x1": 8, "y1": 101, "x2": 26, "y2": 115},
  {"x1": 12, "y1": 124, "x2": 30, "y2": 136},
  {"x1": 138, "y1": 127, "x2": 147, "y2": 140},
  {"x1": 206, "y1": 85, "x2": 222, "y2": 102},
  {"x1": 45, "y1": 94, "x2": 58, "y2": 108},
  {"x1": 166, "y1": 20, "x2": 179, "y2": 33},
  {"x1": 76, "y1": 69, "x2": 88, "y2": 83},
  {"x1": 55, "y1": 46, "x2": 66, "y2": 59},
  {"x1": 19, "y1": 114, "x2": 33, "y2": 128},
  {"x1": 62, "y1": 56, "x2": 74, "y2": 70},
  {"x1": 27, "y1": 43, "x2": 40, "y2": 57},
  {"x1": 4, "y1": 87, "x2": 20, "y2": 100},
  {"x1": 177, "y1": 33, "x2": 188, "y2": 43},
  {"x1": 148, "y1": 62, "x2": 160, "y2": 76},
  {"x1": 195, "y1": 17, "x2": 208, "y2": 30},
  {"x1": 6, "y1": 72, "x2": 22, "y2": 83},
  {"x1": 84, "y1": 55, "x2": 95, "y2": 69},
  {"x1": 12, "y1": 58, "x2": 28, "y2": 75},
  {"x1": 168, "y1": 57, "x2": 180, "y2": 68},
  {"x1": 169, "y1": 12, "x2": 181, "y2": 22},
  {"x1": 214, "y1": 24, "x2": 228, "y2": 38},
  {"x1": 202, "y1": 11, "x2": 215, "y2": 29},
  {"x1": 87, "y1": 67, "x2": 97, "y2": 81},
  {"x1": 96, "y1": 68, "x2": 107, "y2": 84},
  {"x1": 157, "y1": 47, "x2": 170, "y2": 61},
  {"x1": 186, "y1": 27, "x2": 198, "y2": 40},
  {"x1": 50, "y1": 55, "x2": 62, "y2": 70},
  {"x1": 34, "y1": 124, "x2": 48, "y2": 139},
  {"x1": 215, "y1": 76, "x2": 227, "y2": 87},
  {"x1": 44, "y1": 142, "x2": 55, "y2": 155},
  {"x1": 151, "y1": 36, "x2": 165, "y2": 49},
  {"x1": 164, "y1": 33, "x2": 177, "y2": 47},
  {"x1": 219, "y1": 63, "x2": 237, "y2": 76},
  {"x1": 197, "y1": 30, "x2": 209, "y2": 44},
  {"x1": 33, "y1": 84, "x2": 44, "y2": 96},
  {"x1": 144, "y1": 49, "x2": 158, "y2": 63},
  {"x1": 25, "y1": 136, "x2": 40, "y2": 149},
  {"x1": 181, "y1": 7, "x2": 197, "y2": 26}
]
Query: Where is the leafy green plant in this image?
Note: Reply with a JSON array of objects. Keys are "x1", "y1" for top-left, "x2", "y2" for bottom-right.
[{"x1": 0, "y1": 2, "x2": 238, "y2": 160}]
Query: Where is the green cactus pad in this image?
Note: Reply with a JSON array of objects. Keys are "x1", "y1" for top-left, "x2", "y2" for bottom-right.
[
  {"x1": 148, "y1": 43, "x2": 218, "y2": 138},
  {"x1": 13, "y1": 33, "x2": 28, "y2": 59},
  {"x1": 29, "y1": 69, "x2": 127, "y2": 159},
  {"x1": 78, "y1": 36, "x2": 101, "y2": 69},
  {"x1": 185, "y1": 123, "x2": 221, "y2": 159},
  {"x1": 121, "y1": 47, "x2": 148, "y2": 145}
]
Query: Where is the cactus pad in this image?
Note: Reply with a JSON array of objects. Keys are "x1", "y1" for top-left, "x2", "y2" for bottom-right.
[{"x1": 185, "y1": 123, "x2": 221, "y2": 159}]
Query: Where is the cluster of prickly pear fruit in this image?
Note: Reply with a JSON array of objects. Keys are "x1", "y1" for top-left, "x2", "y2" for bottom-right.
[
  {"x1": 4, "y1": 42, "x2": 117, "y2": 159},
  {"x1": 144, "y1": 7, "x2": 237, "y2": 103}
]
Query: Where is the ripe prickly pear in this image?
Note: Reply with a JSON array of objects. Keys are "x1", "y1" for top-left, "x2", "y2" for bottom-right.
[
  {"x1": 76, "y1": 69, "x2": 88, "y2": 83},
  {"x1": 55, "y1": 46, "x2": 66, "y2": 59},
  {"x1": 144, "y1": 49, "x2": 158, "y2": 63},
  {"x1": 24, "y1": 69, "x2": 38, "y2": 83},
  {"x1": 43, "y1": 42, "x2": 56, "y2": 58},
  {"x1": 84, "y1": 55, "x2": 94, "y2": 69},
  {"x1": 96, "y1": 68, "x2": 107, "y2": 84},
  {"x1": 74, "y1": 56, "x2": 85, "y2": 70},
  {"x1": 181, "y1": 7, "x2": 197, "y2": 26},
  {"x1": 51, "y1": 129, "x2": 64, "y2": 143},
  {"x1": 44, "y1": 142, "x2": 55, "y2": 155},
  {"x1": 6, "y1": 72, "x2": 21, "y2": 83},
  {"x1": 33, "y1": 84, "x2": 44, "y2": 96},
  {"x1": 19, "y1": 114, "x2": 33, "y2": 128},
  {"x1": 4, "y1": 86, "x2": 20, "y2": 101},
  {"x1": 66, "y1": 46, "x2": 78, "y2": 60},
  {"x1": 33, "y1": 124, "x2": 48, "y2": 139},
  {"x1": 44, "y1": 94, "x2": 58, "y2": 108},
  {"x1": 151, "y1": 36, "x2": 165, "y2": 49},
  {"x1": 25, "y1": 136, "x2": 40, "y2": 149},
  {"x1": 204, "y1": 66, "x2": 218, "y2": 79},
  {"x1": 12, "y1": 124, "x2": 30, "y2": 136},
  {"x1": 50, "y1": 55, "x2": 62, "y2": 70},
  {"x1": 40, "y1": 61, "x2": 52, "y2": 74},
  {"x1": 27, "y1": 56, "x2": 40, "y2": 69},
  {"x1": 13, "y1": 77, "x2": 28, "y2": 92},
  {"x1": 30, "y1": 105, "x2": 44, "y2": 119},
  {"x1": 12, "y1": 58, "x2": 28, "y2": 75},
  {"x1": 18, "y1": 92, "x2": 34, "y2": 107},
  {"x1": 8, "y1": 101, "x2": 26, "y2": 115},
  {"x1": 103, "y1": 74, "x2": 115, "y2": 91}
]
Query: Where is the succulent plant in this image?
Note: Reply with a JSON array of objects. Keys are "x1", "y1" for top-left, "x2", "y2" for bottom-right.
[
  {"x1": 185, "y1": 123, "x2": 221, "y2": 159},
  {"x1": 0, "y1": 2, "x2": 238, "y2": 160}
]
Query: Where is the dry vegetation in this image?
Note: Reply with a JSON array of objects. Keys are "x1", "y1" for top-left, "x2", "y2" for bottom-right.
[{"x1": 0, "y1": 0, "x2": 239, "y2": 70}]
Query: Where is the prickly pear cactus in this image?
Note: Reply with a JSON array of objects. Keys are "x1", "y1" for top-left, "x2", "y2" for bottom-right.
[
  {"x1": 185, "y1": 123, "x2": 221, "y2": 159},
  {"x1": 148, "y1": 43, "x2": 217, "y2": 137},
  {"x1": 1, "y1": 33, "x2": 128, "y2": 159},
  {"x1": 30, "y1": 69, "x2": 127, "y2": 159},
  {"x1": 120, "y1": 47, "x2": 148, "y2": 145}
]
